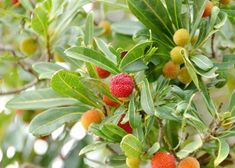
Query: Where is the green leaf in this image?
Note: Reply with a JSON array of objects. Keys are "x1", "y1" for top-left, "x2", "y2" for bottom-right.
[
  {"x1": 165, "y1": 0, "x2": 182, "y2": 29},
  {"x1": 146, "y1": 142, "x2": 160, "y2": 158},
  {"x1": 6, "y1": 88, "x2": 78, "y2": 110},
  {"x1": 29, "y1": 106, "x2": 88, "y2": 136},
  {"x1": 65, "y1": 47, "x2": 120, "y2": 74},
  {"x1": 79, "y1": 141, "x2": 107, "y2": 156},
  {"x1": 119, "y1": 41, "x2": 152, "y2": 70},
  {"x1": 101, "y1": 124, "x2": 127, "y2": 143},
  {"x1": 32, "y1": 62, "x2": 65, "y2": 79},
  {"x1": 84, "y1": 12, "x2": 94, "y2": 46},
  {"x1": 128, "y1": 95, "x2": 141, "y2": 129},
  {"x1": 214, "y1": 138, "x2": 230, "y2": 167},
  {"x1": 191, "y1": 55, "x2": 214, "y2": 71},
  {"x1": 127, "y1": 0, "x2": 174, "y2": 45},
  {"x1": 31, "y1": 4, "x2": 49, "y2": 37},
  {"x1": 176, "y1": 139, "x2": 203, "y2": 159},
  {"x1": 106, "y1": 155, "x2": 126, "y2": 167},
  {"x1": 141, "y1": 79, "x2": 155, "y2": 115},
  {"x1": 95, "y1": 38, "x2": 117, "y2": 64},
  {"x1": 120, "y1": 134, "x2": 142, "y2": 158},
  {"x1": 111, "y1": 20, "x2": 143, "y2": 35},
  {"x1": 229, "y1": 91, "x2": 235, "y2": 114},
  {"x1": 51, "y1": 70, "x2": 99, "y2": 107}
]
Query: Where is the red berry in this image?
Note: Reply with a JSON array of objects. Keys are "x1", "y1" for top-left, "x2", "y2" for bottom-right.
[
  {"x1": 117, "y1": 114, "x2": 132, "y2": 133},
  {"x1": 110, "y1": 73, "x2": 134, "y2": 98},
  {"x1": 202, "y1": 1, "x2": 213, "y2": 18},
  {"x1": 96, "y1": 66, "x2": 110, "y2": 79},
  {"x1": 103, "y1": 95, "x2": 120, "y2": 107},
  {"x1": 151, "y1": 152, "x2": 176, "y2": 168},
  {"x1": 15, "y1": 109, "x2": 25, "y2": 115}
]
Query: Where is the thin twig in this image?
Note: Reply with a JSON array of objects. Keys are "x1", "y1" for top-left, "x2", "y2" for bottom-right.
[
  {"x1": 0, "y1": 78, "x2": 39, "y2": 96},
  {"x1": 211, "y1": 33, "x2": 216, "y2": 58},
  {"x1": 157, "y1": 118, "x2": 164, "y2": 144}
]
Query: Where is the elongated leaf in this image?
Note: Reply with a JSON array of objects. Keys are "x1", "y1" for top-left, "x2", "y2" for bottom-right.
[
  {"x1": 106, "y1": 155, "x2": 126, "y2": 167},
  {"x1": 120, "y1": 134, "x2": 142, "y2": 158},
  {"x1": 33, "y1": 62, "x2": 65, "y2": 79},
  {"x1": 141, "y1": 79, "x2": 155, "y2": 115},
  {"x1": 165, "y1": 0, "x2": 182, "y2": 29},
  {"x1": 6, "y1": 88, "x2": 78, "y2": 110},
  {"x1": 146, "y1": 142, "x2": 160, "y2": 158},
  {"x1": 112, "y1": 20, "x2": 143, "y2": 35},
  {"x1": 84, "y1": 12, "x2": 94, "y2": 46},
  {"x1": 127, "y1": 0, "x2": 174, "y2": 45},
  {"x1": 119, "y1": 41, "x2": 151, "y2": 70},
  {"x1": 79, "y1": 141, "x2": 107, "y2": 155},
  {"x1": 128, "y1": 95, "x2": 141, "y2": 128},
  {"x1": 191, "y1": 55, "x2": 214, "y2": 71},
  {"x1": 229, "y1": 91, "x2": 235, "y2": 114},
  {"x1": 29, "y1": 106, "x2": 88, "y2": 136},
  {"x1": 65, "y1": 47, "x2": 120, "y2": 74},
  {"x1": 176, "y1": 139, "x2": 203, "y2": 159},
  {"x1": 95, "y1": 38, "x2": 117, "y2": 64},
  {"x1": 214, "y1": 138, "x2": 230, "y2": 167},
  {"x1": 101, "y1": 124, "x2": 127, "y2": 142},
  {"x1": 51, "y1": 70, "x2": 99, "y2": 107}
]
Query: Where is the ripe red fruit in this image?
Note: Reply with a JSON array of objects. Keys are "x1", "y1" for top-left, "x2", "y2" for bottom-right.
[
  {"x1": 203, "y1": 1, "x2": 213, "y2": 18},
  {"x1": 179, "y1": 157, "x2": 200, "y2": 168},
  {"x1": 151, "y1": 152, "x2": 176, "y2": 168},
  {"x1": 110, "y1": 73, "x2": 134, "y2": 98},
  {"x1": 163, "y1": 61, "x2": 180, "y2": 79},
  {"x1": 96, "y1": 66, "x2": 110, "y2": 79},
  {"x1": 103, "y1": 95, "x2": 120, "y2": 107},
  {"x1": 117, "y1": 114, "x2": 132, "y2": 133}
]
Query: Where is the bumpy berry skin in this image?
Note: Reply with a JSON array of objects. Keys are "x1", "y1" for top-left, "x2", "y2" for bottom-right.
[
  {"x1": 117, "y1": 114, "x2": 132, "y2": 133},
  {"x1": 96, "y1": 66, "x2": 110, "y2": 79},
  {"x1": 203, "y1": 1, "x2": 213, "y2": 18},
  {"x1": 126, "y1": 157, "x2": 140, "y2": 168},
  {"x1": 170, "y1": 46, "x2": 184, "y2": 64},
  {"x1": 179, "y1": 157, "x2": 200, "y2": 168},
  {"x1": 173, "y1": 29, "x2": 190, "y2": 46},
  {"x1": 103, "y1": 95, "x2": 120, "y2": 107},
  {"x1": 19, "y1": 37, "x2": 38, "y2": 55},
  {"x1": 80, "y1": 110, "x2": 104, "y2": 130},
  {"x1": 99, "y1": 21, "x2": 111, "y2": 36},
  {"x1": 163, "y1": 61, "x2": 180, "y2": 80},
  {"x1": 178, "y1": 67, "x2": 192, "y2": 84},
  {"x1": 110, "y1": 73, "x2": 134, "y2": 98},
  {"x1": 151, "y1": 152, "x2": 176, "y2": 168},
  {"x1": 220, "y1": 0, "x2": 230, "y2": 5}
]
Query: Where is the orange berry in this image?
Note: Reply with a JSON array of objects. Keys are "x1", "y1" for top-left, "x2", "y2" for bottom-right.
[
  {"x1": 203, "y1": 1, "x2": 213, "y2": 18},
  {"x1": 178, "y1": 67, "x2": 192, "y2": 84},
  {"x1": 163, "y1": 61, "x2": 180, "y2": 79},
  {"x1": 99, "y1": 21, "x2": 111, "y2": 36},
  {"x1": 173, "y1": 29, "x2": 190, "y2": 46},
  {"x1": 179, "y1": 157, "x2": 200, "y2": 168},
  {"x1": 80, "y1": 110, "x2": 104, "y2": 130},
  {"x1": 103, "y1": 95, "x2": 120, "y2": 107},
  {"x1": 220, "y1": 0, "x2": 231, "y2": 5},
  {"x1": 151, "y1": 151, "x2": 176, "y2": 168}
]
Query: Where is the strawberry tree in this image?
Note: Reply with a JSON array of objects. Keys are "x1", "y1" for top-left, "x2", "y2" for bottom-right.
[{"x1": 1, "y1": 0, "x2": 235, "y2": 167}]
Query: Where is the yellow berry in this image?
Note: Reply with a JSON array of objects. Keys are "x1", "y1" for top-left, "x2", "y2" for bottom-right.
[
  {"x1": 173, "y1": 29, "x2": 190, "y2": 46},
  {"x1": 99, "y1": 21, "x2": 111, "y2": 36},
  {"x1": 178, "y1": 67, "x2": 192, "y2": 84},
  {"x1": 126, "y1": 157, "x2": 140, "y2": 168},
  {"x1": 170, "y1": 46, "x2": 184, "y2": 64},
  {"x1": 19, "y1": 37, "x2": 38, "y2": 55}
]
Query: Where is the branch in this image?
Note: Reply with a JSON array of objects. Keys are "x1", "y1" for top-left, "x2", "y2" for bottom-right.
[
  {"x1": 0, "y1": 78, "x2": 39, "y2": 96},
  {"x1": 157, "y1": 118, "x2": 164, "y2": 144},
  {"x1": 211, "y1": 33, "x2": 216, "y2": 58}
]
